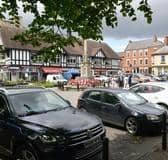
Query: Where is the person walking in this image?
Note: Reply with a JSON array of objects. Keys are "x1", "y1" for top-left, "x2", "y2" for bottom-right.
[
  {"x1": 118, "y1": 74, "x2": 124, "y2": 88},
  {"x1": 128, "y1": 74, "x2": 133, "y2": 88},
  {"x1": 110, "y1": 76, "x2": 116, "y2": 88},
  {"x1": 124, "y1": 75, "x2": 129, "y2": 89}
]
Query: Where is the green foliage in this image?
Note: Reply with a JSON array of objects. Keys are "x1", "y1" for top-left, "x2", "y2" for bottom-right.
[
  {"x1": 4, "y1": 79, "x2": 27, "y2": 86},
  {"x1": 0, "y1": 0, "x2": 153, "y2": 60},
  {"x1": 30, "y1": 81, "x2": 55, "y2": 88}
]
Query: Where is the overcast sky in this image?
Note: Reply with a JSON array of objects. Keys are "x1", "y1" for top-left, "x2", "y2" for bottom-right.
[
  {"x1": 103, "y1": 0, "x2": 168, "y2": 52},
  {"x1": 2, "y1": 0, "x2": 168, "y2": 52}
]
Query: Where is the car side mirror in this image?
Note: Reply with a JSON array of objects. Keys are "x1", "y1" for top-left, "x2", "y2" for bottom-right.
[{"x1": 0, "y1": 109, "x2": 9, "y2": 119}]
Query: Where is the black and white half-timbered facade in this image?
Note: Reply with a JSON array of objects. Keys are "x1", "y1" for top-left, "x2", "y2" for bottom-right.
[
  {"x1": 0, "y1": 21, "x2": 41, "y2": 81},
  {"x1": 0, "y1": 20, "x2": 120, "y2": 81}
]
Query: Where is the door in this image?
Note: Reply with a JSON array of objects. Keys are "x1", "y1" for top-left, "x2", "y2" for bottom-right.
[
  {"x1": 85, "y1": 91, "x2": 102, "y2": 118},
  {"x1": 101, "y1": 92, "x2": 122, "y2": 125},
  {"x1": 0, "y1": 94, "x2": 11, "y2": 155}
]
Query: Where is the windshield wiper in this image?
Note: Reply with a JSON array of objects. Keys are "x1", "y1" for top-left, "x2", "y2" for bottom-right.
[
  {"x1": 19, "y1": 104, "x2": 47, "y2": 117},
  {"x1": 46, "y1": 107, "x2": 67, "y2": 113},
  {"x1": 19, "y1": 110, "x2": 47, "y2": 117}
]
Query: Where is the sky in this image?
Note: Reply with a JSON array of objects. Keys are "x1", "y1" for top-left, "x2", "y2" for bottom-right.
[
  {"x1": 2, "y1": 0, "x2": 168, "y2": 53},
  {"x1": 102, "y1": 0, "x2": 168, "y2": 52}
]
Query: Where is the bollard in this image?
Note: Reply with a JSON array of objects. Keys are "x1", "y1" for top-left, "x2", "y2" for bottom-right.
[
  {"x1": 103, "y1": 137, "x2": 109, "y2": 160},
  {"x1": 77, "y1": 83, "x2": 79, "y2": 91},
  {"x1": 162, "y1": 111, "x2": 167, "y2": 151}
]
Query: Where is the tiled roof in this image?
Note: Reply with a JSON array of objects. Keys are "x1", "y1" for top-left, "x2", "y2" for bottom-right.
[
  {"x1": 0, "y1": 20, "x2": 37, "y2": 50},
  {"x1": 153, "y1": 46, "x2": 168, "y2": 55},
  {"x1": 64, "y1": 40, "x2": 120, "y2": 59},
  {"x1": 125, "y1": 39, "x2": 163, "y2": 51},
  {"x1": 0, "y1": 21, "x2": 119, "y2": 59}
]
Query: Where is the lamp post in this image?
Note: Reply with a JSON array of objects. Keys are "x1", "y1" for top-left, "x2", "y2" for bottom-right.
[{"x1": 80, "y1": 39, "x2": 91, "y2": 78}]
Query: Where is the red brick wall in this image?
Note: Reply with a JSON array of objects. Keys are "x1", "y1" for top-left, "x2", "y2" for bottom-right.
[{"x1": 121, "y1": 46, "x2": 162, "y2": 73}]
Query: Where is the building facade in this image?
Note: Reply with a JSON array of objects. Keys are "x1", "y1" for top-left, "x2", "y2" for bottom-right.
[
  {"x1": 0, "y1": 21, "x2": 120, "y2": 81},
  {"x1": 121, "y1": 36, "x2": 163, "y2": 74},
  {"x1": 152, "y1": 36, "x2": 168, "y2": 75}
]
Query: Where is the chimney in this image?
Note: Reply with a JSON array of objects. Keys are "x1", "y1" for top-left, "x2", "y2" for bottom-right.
[
  {"x1": 164, "y1": 36, "x2": 168, "y2": 46},
  {"x1": 153, "y1": 35, "x2": 157, "y2": 42}
]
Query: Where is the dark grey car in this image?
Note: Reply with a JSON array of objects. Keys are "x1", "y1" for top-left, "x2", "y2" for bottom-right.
[{"x1": 77, "y1": 88, "x2": 164, "y2": 135}]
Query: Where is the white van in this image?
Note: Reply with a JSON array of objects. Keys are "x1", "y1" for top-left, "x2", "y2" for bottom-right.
[{"x1": 46, "y1": 74, "x2": 67, "y2": 85}]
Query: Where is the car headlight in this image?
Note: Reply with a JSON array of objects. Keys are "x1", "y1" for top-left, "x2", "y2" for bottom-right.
[
  {"x1": 39, "y1": 134, "x2": 65, "y2": 144},
  {"x1": 146, "y1": 115, "x2": 159, "y2": 121}
]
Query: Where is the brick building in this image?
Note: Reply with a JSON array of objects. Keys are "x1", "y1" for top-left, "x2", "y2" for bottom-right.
[
  {"x1": 121, "y1": 36, "x2": 163, "y2": 74},
  {"x1": 152, "y1": 36, "x2": 168, "y2": 75}
]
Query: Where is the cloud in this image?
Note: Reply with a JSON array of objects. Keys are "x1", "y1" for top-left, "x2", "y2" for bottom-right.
[{"x1": 102, "y1": 0, "x2": 168, "y2": 39}]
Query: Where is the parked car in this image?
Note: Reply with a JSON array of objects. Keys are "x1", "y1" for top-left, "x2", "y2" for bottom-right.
[
  {"x1": 94, "y1": 75, "x2": 110, "y2": 82},
  {"x1": 129, "y1": 82, "x2": 168, "y2": 109},
  {"x1": 0, "y1": 86, "x2": 105, "y2": 160},
  {"x1": 46, "y1": 74, "x2": 67, "y2": 85},
  {"x1": 133, "y1": 74, "x2": 151, "y2": 83},
  {"x1": 78, "y1": 88, "x2": 165, "y2": 135}
]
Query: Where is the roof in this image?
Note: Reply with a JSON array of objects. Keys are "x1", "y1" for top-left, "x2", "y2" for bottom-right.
[
  {"x1": 0, "y1": 21, "x2": 119, "y2": 59},
  {"x1": 153, "y1": 46, "x2": 168, "y2": 55},
  {"x1": 0, "y1": 86, "x2": 46, "y2": 95},
  {"x1": 64, "y1": 40, "x2": 120, "y2": 59},
  {"x1": 125, "y1": 39, "x2": 163, "y2": 51},
  {"x1": 0, "y1": 20, "x2": 38, "y2": 50},
  {"x1": 84, "y1": 88, "x2": 128, "y2": 93},
  {"x1": 132, "y1": 82, "x2": 168, "y2": 89}
]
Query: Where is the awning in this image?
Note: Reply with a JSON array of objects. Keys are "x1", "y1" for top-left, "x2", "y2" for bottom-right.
[
  {"x1": 67, "y1": 68, "x2": 80, "y2": 74},
  {"x1": 41, "y1": 67, "x2": 63, "y2": 74}
]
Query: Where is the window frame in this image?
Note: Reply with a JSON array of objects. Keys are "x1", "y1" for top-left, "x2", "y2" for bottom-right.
[
  {"x1": 87, "y1": 90, "x2": 102, "y2": 102},
  {"x1": 102, "y1": 91, "x2": 120, "y2": 106}
]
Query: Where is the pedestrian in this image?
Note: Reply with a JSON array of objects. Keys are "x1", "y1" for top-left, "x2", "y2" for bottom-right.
[
  {"x1": 118, "y1": 74, "x2": 124, "y2": 88},
  {"x1": 124, "y1": 75, "x2": 129, "y2": 89},
  {"x1": 128, "y1": 74, "x2": 133, "y2": 88}
]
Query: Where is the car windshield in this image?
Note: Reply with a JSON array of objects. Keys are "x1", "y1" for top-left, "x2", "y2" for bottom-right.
[
  {"x1": 116, "y1": 92, "x2": 147, "y2": 105},
  {"x1": 9, "y1": 91, "x2": 69, "y2": 116}
]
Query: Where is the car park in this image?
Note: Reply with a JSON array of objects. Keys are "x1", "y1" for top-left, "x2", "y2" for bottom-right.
[
  {"x1": 0, "y1": 86, "x2": 105, "y2": 160},
  {"x1": 78, "y1": 88, "x2": 165, "y2": 135},
  {"x1": 129, "y1": 82, "x2": 168, "y2": 109}
]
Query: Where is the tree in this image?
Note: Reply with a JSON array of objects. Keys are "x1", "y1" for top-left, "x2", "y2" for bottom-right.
[{"x1": 0, "y1": 0, "x2": 153, "y2": 61}]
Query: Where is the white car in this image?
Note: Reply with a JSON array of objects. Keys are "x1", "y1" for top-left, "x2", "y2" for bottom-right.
[
  {"x1": 94, "y1": 75, "x2": 109, "y2": 82},
  {"x1": 129, "y1": 82, "x2": 168, "y2": 109},
  {"x1": 46, "y1": 74, "x2": 67, "y2": 85}
]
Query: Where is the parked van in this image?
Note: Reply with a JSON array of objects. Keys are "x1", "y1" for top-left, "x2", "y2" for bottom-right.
[{"x1": 46, "y1": 74, "x2": 67, "y2": 85}]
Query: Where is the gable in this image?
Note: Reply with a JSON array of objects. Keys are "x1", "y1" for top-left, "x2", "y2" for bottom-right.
[{"x1": 95, "y1": 50, "x2": 105, "y2": 58}]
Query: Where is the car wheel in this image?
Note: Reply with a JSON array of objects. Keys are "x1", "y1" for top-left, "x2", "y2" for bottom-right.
[
  {"x1": 14, "y1": 146, "x2": 39, "y2": 160},
  {"x1": 125, "y1": 117, "x2": 140, "y2": 135}
]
